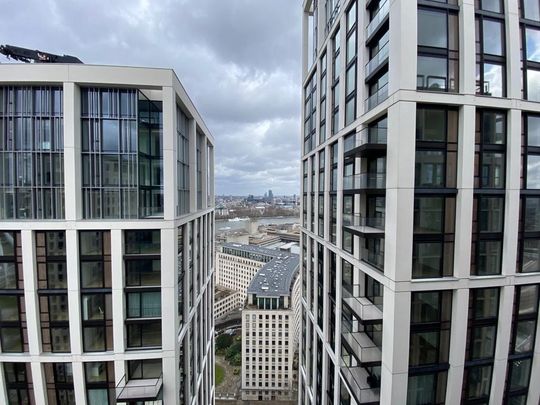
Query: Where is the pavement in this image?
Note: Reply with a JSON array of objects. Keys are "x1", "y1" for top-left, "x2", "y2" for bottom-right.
[{"x1": 215, "y1": 355, "x2": 241, "y2": 400}]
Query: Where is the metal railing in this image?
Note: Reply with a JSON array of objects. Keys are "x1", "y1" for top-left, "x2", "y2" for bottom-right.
[
  {"x1": 116, "y1": 373, "x2": 163, "y2": 402},
  {"x1": 365, "y1": 41, "x2": 389, "y2": 78},
  {"x1": 342, "y1": 284, "x2": 384, "y2": 315},
  {"x1": 365, "y1": 83, "x2": 388, "y2": 111},
  {"x1": 340, "y1": 366, "x2": 380, "y2": 404},
  {"x1": 343, "y1": 127, "x2": 388, "y2": 153},
  {"x1": 343, "y1": 173, "x2": 386, "y2": 190},
  {"x1": 366, "y1": 0, "x2": 389, "y2": 40},
  {"x1": 343, "y1": 213, "x2": 385, "y2": 231},
  {"x1": 341, "y1": 319, "x2": 383, "y2": 363}
]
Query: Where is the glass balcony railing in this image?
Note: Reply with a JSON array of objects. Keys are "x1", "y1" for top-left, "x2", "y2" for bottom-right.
[
  {"x1": 341, "y1": 320, "x2": 382, "y2": 364},
  {"x1": 116, "y1": 374, "x2": 163, "y2": 403},
  {"x1": 343, "y1": 213, "x2": 385, "y2": 234},
  {"x1": 340, "y1": 365, "x2": 380, "y2": 404},
  {"x1": 344, "y1": 127, "x2": 388, "y2": 154},
  {"x1": 366, "y1": 0, "x2": 389, "y2": 40},
  {"x1": 343, "y1": 173, "x2": 386, "y2": 190},
  {"x1": 361, "y1": 247, "x2": 385, "y2": 270},
  {"x1": 365, "y1": 42, "x2": 389, "y2": 78},
  {"x1": 365, "y1": 83, "x2": 388, "y2": 111},
  {"x1": 342, "y1": 285, "x2": 383, "y2": 320}
]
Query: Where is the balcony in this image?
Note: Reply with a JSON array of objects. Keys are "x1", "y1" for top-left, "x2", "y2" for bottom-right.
[
  {"x1": 342, "y1": 329, "x2": 382, "y2": 365},
  {"x1": 343, "y1": 173, "x2": 386, "y2": 191},
  {"x1": 343, "y1": 214, "x2": 385, "y2": 236},
  {"x1": 366, "y1": 0, "x2": 389, "y2": 43},
  {"x1": 116, "y1": 374, "x2": 163, "y2": 403},
  {"x1": 340, "y1": 365, "x2": 380, "y2": 404},
  {"x1": 342, "y1": 287, "x2": 383, "y2": 322},
  {"x1": 344, "y1": 127, "x2": 387, "y2": 158},
  {"x1": 365, "y1": 42, "x2": 389, "y2": 81},
  {"x1": 365, "y1": 83, "x2": 388, "y2": 112}
]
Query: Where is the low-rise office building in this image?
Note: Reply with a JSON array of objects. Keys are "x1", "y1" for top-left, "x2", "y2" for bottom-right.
[{"x1": 241, "y1": 251, "x2": 301, "y2": 401}]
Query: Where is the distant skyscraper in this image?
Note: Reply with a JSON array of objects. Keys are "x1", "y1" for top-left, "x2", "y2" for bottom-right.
[
  {"x1": 269, "y1": 189, "x2": 274, "y2": 200},
  {"x1": 301, "y1": 0, "x2": 540, "y2": 404},
  {"x1": 0, "y1": 64, "x2": 215, "y2": 405}
]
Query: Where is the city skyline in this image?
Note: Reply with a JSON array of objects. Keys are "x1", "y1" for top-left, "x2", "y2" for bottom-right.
[{"x1": 0, "y1": 0, "x2": 302, "y2": 196}]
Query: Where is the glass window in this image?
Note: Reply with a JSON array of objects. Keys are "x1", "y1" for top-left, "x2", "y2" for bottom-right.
[
  {"x1": 478, "y1": 197, "x2": 504, "y2": 232},
  {"x1": 409, "y1": 331, "x2": 439, "y2": 365},
  {"x1": 418, "y1": 9, "x2": 447, "y2": 48},
  {"x1": 81, "y1": 262, "x2": 103, "y2": 288},
  {"x1": 416, "y1": 108, "x2": 446, "y2": 141},
  {"x1": 83, "y1": 327, "x2": 106, "y2": 352},
  {"x1": 415, "y1": 151, "x2": 445, "y2": 187},
  {"x1": 413, "y1": 242, "x2": 443, "y2": 278},
  {"x1": 526, "y1": 28, "x2": 540, "y2": 62},
  {"x1": 0, "y1": 232, "x2": 15, "y2": 256},
  {"x1": 127, "y1": 292, "x2": 161, "y2": 318},
  {"x1": 523, "y1": 197, "x2": 540, "y2": 232},
  {"x1": 481, "y1": 63, "x2": 504, "y2": 97},
  {"x1": 0, "y1": 263, "x2": 17, "y2": 289},
  {"x1": 527, "y1": 155, "x2": 540, "y2": 188},
  {"x1": 128, "y1": 359, "x2": 162, "y2": 379},
  {"x1": 514, "y1": 320, "x2": 536, "y2": 353},
  {"x1": 125, "y1": 230, "x2": 160, "y2": 255},
  {"x1": 483, "y1": 20, "x2": 504, "y2": 56},
  {"x1": 125, "y1": 259, "x2": 160, "y2": 286},
  {"x1": 464, "y1": 365, "x2": 493, "y2": 400},
  {"x1": 523, "y1": 0, "x2": 540, "y2": 20},
  {"x1": 414, "y1": 197, "x2": 444, "y2": 233},
  {"x1": 477, "y1": 240, "x2": 503, "y2": 275},
  {"x1": 407, "y1": 371, "x2": 447, "y2": 405},
  {"x1": 418, "y1": 56, "x2": 448, "y2": 91},
  {"x1": 411, "y1": 292, "x2": 440, "y2": 323},
  {"x1": 518, "y1": 285, "x2": 539, "y2": 315},
  {"x1": 508, "y1": 358, "x2": 532, "y2": 391},
  {"x1": 80, "y1": 231, "x2": 103, "y2": 256},
  {"x1": 473, "y1": 288, "x2": 499, "y2": 319},
  {"x1": 470, "y1": 325, "x2": 497, "y2": 359},
  {"x1": 481, "y1": 111, "x2": 505, "y2": 144},
  {"x1": 527, "y1": 69, "x2": 540, "y2": 101},
  {"x1": 478, "y1": 0, "x2": 502, "y2": 12},
  {"x1": 522, "y1": 239, "x2": 540, "y2": 272},
  {"x1": 0, "y1": 296, "x2": 19, "y2": 321},
  {"x1": 127, "y1": 321, "x2": 162, "y2": 348},
  {"x1": 101, "y1": 120, "x2": 119, "y2": 152},
  {"x1": 527, "y1": 115, "x2": 540, "y2": 146}
]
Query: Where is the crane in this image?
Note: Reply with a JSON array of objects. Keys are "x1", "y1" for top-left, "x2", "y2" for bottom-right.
[{"x1": 0, "y1": 44, "x2": 82, "y2": 64}]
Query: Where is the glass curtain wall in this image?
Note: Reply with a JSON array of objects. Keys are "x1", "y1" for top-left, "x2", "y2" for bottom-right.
[{"x1": 0, "y1": 86, "x2": 64, "y2": 219}]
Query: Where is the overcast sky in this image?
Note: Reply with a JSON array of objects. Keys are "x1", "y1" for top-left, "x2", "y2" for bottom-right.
[{"x1": 0, "y1": 0, "x2": 302, "y2": 196}]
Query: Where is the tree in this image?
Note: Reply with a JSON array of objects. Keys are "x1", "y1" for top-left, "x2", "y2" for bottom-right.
[{"x1": 216, "y1": 334, "x2": 233, "y2": 351}]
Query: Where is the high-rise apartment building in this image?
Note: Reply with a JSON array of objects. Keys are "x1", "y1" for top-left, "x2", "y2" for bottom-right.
[
  {"x1": 0, "y1": 64, "x2": 215, "y2": 405},
  {"x1": 241, "y1": 250, "x2": 301, "y2": 401},
  {"x1": 301, "y1": 0, "x2": 540, "y2": 404}
]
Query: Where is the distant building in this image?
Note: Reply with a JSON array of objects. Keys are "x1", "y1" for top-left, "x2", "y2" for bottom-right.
[
  {"x1": 241, "y1": 251, "x2": 301, "y2": 401},
  {"x1": 214, "y1": 243, "x2": 289, "y2": 319}
]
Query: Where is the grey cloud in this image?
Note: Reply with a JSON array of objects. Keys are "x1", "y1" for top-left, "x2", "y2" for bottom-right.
[{"x1": 0, "y1": 0, "x2": 301, "y2": 195}]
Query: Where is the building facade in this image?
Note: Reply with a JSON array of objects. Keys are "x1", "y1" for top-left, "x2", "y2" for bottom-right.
[
  {"x1": 241, "y1": 251, "x2": 301, "y2": 401},
  {"x1": 0, "y1": 64, "x2": 215, "y2": 405},
  {"x1": 214, "y1": 243, "x2": 280, "y2": 319},
  {"x1": 300, "y1": 0, "x2": 540, "y2": 404}
]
